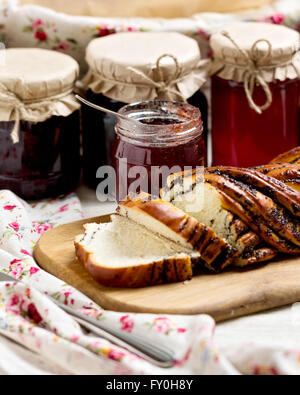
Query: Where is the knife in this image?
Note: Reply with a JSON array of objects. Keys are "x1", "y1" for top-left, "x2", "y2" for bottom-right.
[{"x1": 0, "y1": 271, "x2": 175, "y2": 368}]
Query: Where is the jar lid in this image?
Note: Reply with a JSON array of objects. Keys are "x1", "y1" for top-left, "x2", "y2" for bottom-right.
[
  {"x1": 210, "y1": 22, "x2": 300, "y2": 114},
  {"x1": 81, "y1": 32, "x2": 210, "y2": 103},
  {"x1": 0, "y1": 48, "x2": 80, "y2": 142}
]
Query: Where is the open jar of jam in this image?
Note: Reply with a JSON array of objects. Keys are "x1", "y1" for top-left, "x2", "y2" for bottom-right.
[
  {"x1": 82, "y1": 90, "x2": 208, "y2": 189},
  {"x1": 113, "y1": 101, "x2": 206, "y2": 201},
  {"x1": 210, "y1": 22, "x2": 300, "y2": 167},
  {"x1": 81, "y1": 32, "x2": 210, "y2": 189},
  {"x1": 0, "y1": 48, "x2": 81, "y2": 200}
]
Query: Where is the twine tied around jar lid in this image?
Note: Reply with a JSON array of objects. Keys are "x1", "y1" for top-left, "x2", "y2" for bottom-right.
[
  {"x1": 221, "y1": 31, "x2": 275, "y2": 114},
  {"x1": 210, "y1": 23, "x2": 300, "y2": 115},
  {"x1": 0, "y1": 82, "x2": 75, "y2": 143},
  {"x1": 81, "y1": 32, "x2": 210, "y2": 103},
  {"x1": 126, "y1": 54, "x2": 186, "y2": 102}
]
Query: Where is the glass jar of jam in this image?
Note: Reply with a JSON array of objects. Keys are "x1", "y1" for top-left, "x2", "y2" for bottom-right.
[
  {"x1": 81, "y1": 32, "x2": 210, "y2": 189},
  {"x1": 113, "y1": 101, "x2": 206, "y2": 201},
  {"x1": 211, "y1": 76, "x2": 300, "y2": 168},
  {"x1": 82, "y1": 90, "x2": 208, "y2": 189},
  {"x1": 0, "y1": 48, "x2": 81, "y2": 200},
  {"x1": 0, "y1": 112, "x2": 81, "y2": 200},
  {"x1": 210, "y1": 22, "x2": 300, "y2": 167}
]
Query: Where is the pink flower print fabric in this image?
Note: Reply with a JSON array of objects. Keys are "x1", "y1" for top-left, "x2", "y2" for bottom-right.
[
  {"x1": 0, "y1": 189, "x2": 298, "y2": 375},
  {"x1": 0, "y1": 189, "x2": 238, "y2": 375}
]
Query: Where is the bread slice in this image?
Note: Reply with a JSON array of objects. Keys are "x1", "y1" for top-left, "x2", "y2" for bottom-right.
[
  {"x1": 75, "y1": 215, "x2": 196, "y2": 288},
  {"x1": 118, "y1": 192, "x2": 237, "y2": 272},
  {"x1": 161, "y1": 170, "x2": 278, "y2": 266}
]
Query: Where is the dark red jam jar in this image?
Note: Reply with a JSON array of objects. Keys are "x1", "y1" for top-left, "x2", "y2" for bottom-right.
[
  {"x1": 210, "y1": 22, "x2": 300, "y2": 167},
  {"x1": 0, "y1": 48, "x2": 81, "y2": 200},
  {"x1": 0, "y1": 112, "x2": 81, "y2": 200},
  {"x1": 82, "y1": 90, "x2": 208, "y2": 189},
  {"x1": 113, "y1": 101, "x2": 206, "y2": 201}
]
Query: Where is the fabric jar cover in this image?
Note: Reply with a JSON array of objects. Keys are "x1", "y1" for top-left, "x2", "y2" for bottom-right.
[
  {"x1": 0, "y1": 48, "x2": 80, "y2": 143},
  {"x1": 81, "y1": 32, "x2": 210, "y2": 103},
  {"x1": 210, "y1": 22, "x2": 300, "y2": 114}
]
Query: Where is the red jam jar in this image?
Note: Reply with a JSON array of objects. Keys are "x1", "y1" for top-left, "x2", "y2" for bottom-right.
[
  {"x1": 82, "y1": 90, "x2": 208, "y2": 189},
  {"x1": 210, "y1": 22, "x2": 300, "y2": 167},
  {"x1": 113, "y1": 101, "x2": 206, "y2": 201},
  {"x1": 0, "y1": 48, "x2": 81, "y2": 200},
  {"x1": 0, "y1": 113, "x2": 81, "y2": 200},
  {"x1": 81, "y1": 32, "x2": 209, "y2": 189}
]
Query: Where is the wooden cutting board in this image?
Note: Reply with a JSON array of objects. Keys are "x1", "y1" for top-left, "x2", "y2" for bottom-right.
[{"x1": 34, "y1": 215, "x2": 300, "y2": 322}]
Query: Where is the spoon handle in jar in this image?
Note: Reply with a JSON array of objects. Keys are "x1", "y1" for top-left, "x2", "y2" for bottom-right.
[{"x1": 75, "y1": 95, "x2": 140, "y2": 125}]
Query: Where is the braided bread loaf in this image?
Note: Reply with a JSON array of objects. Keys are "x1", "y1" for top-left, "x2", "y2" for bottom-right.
[{"x1": 161, "y1": 148, "x2": 300, "y2": 268}]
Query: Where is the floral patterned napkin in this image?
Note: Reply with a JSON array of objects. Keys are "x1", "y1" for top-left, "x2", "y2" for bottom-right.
[
  {"x1": 0, "y1": 189, "x2": 238, "y2": 375},
  {"x1": 1, "y1": 190, "x2": 300, "y2": 374}
]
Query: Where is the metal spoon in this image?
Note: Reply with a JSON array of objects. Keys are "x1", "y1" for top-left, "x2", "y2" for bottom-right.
[{"x1": 75, "y1": 95, "x2": 142, "y2": 126}]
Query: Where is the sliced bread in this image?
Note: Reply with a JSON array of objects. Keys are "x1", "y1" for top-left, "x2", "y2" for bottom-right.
[
  {"x1": 75, "y1": 215, "x2": 196, "y2": 288},
  {"x1": 118, "y1": 192, "x2": 237, "y2": 271}
]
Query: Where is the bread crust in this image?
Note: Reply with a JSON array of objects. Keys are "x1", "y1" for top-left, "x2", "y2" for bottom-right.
[
  {"x1": 270, "y1": 147, "x2": 300, "y2": 165},
  {"x1": 208, "y1": 167, "x2": 300, "y2": 218},
  {"x1": 209, "y1": 178, "x2": 300, "y2": 254},
  {"x1": 119, "y1": 193, "x2": 237, "y2": 271},
  {"x1": 255, "y1": 164, "x2": 300, "y2": 193},
  {"x1": 236, "y1": 246, "x2": 278, "y2": 267},
  {"x1": 74, "y1": 233, "x2": 193, "y2": 288}
]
